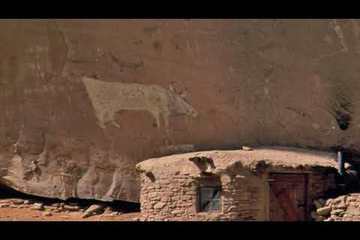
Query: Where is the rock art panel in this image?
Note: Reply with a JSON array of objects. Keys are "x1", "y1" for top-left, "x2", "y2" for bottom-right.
[{"x1": 1, "y1": 20, "x2": 360, "y2": 202}]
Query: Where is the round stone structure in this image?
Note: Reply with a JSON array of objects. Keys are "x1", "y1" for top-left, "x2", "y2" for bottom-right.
[{"x1": 136, "y1": 147, "x2": 338, "y2": 221}]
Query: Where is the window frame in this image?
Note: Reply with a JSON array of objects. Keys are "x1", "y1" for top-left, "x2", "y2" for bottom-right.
[
  {"x1": 197, "y1": 174, "x2": 222, "y2": 213},
  {"x1": 197, "y1": 186, "x2": 222, "y2": 212}
]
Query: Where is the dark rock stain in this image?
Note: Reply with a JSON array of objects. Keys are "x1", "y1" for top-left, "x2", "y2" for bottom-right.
[
  {"x1": 133, "y1": 40, "x2": 143, "y2": 45},
  {"x1": 335, "y1": 111, "x2": 351, "y2": 130},
  {"x1": 329, "y1": 94, "x2": 352, "y2": 131},
  {"x1": 152, "y1": 41, "x2": 162, "y2": 52},
  {"x1": 47, "y1": 22, "x2": 68, "y2": 76},
  {"x1": 143, "y1": 26, "x2": 159, "y2": 35},
  {"x1": 109, "y1": 52, "x2": 144, "y2": 72}
]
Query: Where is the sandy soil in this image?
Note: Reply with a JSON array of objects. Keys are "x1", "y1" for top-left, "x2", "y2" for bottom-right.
[
  {"x1": 0, "y1": 206, "x2": 140, "y2": 221},
  {"x1": 0, "y1": 195, "x2": 140, "y2": 221}
]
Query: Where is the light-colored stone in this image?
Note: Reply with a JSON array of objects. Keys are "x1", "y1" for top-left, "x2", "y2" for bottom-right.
[
  {"x1": 316, "y1": 206, "x2": 332, "y2": 217},
  {"x1": 242, "y1": 146, "x2": 253, "y2": 151},
  {"x1": 171, "y1": 209, "x2": 184, "y2": 215},
  {"x1": 346, "y1": 205, "x2": 360, "y2": 216},
  {"x1": 31, "y1": 203, "x2": 44, "y2": 210},
  {"x1": 63, "y1": 205, "x2": 80, "y2": 211},
  {"x1": 82, "y1": 204, "x2": 105, "y2": 218},
  {"x1": 331, "y1": 209, "x2": 345, "y2": 216},
  {"x1": 153, "y1": 202, "x2": 166, "y2": 210}
]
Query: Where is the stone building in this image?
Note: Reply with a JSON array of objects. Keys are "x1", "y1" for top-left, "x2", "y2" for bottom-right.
[{"x1": 136, "y1": 147, "x2": 338, "y2": 221}]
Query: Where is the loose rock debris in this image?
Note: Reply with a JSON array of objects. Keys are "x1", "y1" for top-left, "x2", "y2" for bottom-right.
[
  {"x1": 312, "y1": 193, "x2": 360, "y2": 221},
  {"x1": 0, "y1": 197, "x2": 135, "y2": 221}
]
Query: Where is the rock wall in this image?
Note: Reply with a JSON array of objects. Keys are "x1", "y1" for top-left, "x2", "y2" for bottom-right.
[
  {"x1": 313, "y1": 193, "x2": 360, "y2": 221},
  {"x1": 0, "y1": 20, "x2": 360, "y2": 202},
  {"x1": 138, "y1": 168, "x2": 336, "y2": 221},
  {"x1": 139, "y1": 169, "x2": 266, "y2": 221}
]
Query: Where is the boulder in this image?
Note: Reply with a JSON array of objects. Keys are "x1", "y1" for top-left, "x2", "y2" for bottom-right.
[
  {"x1": 316, "y1": 206, "x2": 332, "y2": 217},
  {"x1": 82, "y1": 204, "x2": 106, "y2": 218},
  {"x1": 331, "y1": 209, "x2": 345, "y2": 217},
  {"x1": 31, "y1": 203, "x2": 44, "y2": 211}
]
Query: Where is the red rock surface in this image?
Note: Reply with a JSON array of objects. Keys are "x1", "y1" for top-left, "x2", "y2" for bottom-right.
[{"x1": 0, "y1": 20, "x2": 360, "y2": 202}]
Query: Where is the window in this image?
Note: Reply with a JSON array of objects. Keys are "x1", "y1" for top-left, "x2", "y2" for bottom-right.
[{"x1": 198, "y1": 186, "x2": 221, "y2": 212}]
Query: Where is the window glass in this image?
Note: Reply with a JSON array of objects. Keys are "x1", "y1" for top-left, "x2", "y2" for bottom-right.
[{"x1": 199, "y1": 186, "x2": 221, "y2": 212}]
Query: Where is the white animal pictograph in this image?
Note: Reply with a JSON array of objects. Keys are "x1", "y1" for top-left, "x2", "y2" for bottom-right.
[{"x1": 82, "y1": 76, "x2": 198, "y2": 129}]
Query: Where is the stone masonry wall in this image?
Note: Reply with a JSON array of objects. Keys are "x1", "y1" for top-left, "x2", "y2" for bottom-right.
[
  {"x1": 139, "y1": 169, "x2": 337, "y2": 221},
  {"x1": 139, "y1": 172, "x2": 198, "y2": 221},
  {"x1": 139, "y1": 169, "x2": 267, "y2": 221}
]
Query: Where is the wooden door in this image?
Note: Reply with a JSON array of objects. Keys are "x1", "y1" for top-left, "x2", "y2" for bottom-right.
[{"x1": 269, "y1": 173, "x2": 308, "y2": 221}]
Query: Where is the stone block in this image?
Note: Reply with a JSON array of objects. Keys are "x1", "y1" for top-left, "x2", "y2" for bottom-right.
[
  {"x1": 316, "y1": 206, "x2": 332, "y2": 216},
  {"x1": 154, "y1": 202, "x2": 166, "y2": 210}
]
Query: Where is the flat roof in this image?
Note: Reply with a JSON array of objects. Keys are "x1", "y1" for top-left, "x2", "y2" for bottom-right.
[{"x1": 136, "y1": 146, "x2": 338, "y2": 174}]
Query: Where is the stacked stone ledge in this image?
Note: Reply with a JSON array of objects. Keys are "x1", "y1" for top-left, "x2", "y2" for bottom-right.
[{"x1": 313, "y1": 193, "x2": 360, "y2": 221}]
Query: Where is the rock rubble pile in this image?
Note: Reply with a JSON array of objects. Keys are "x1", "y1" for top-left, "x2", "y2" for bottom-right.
[{"x1": 312, "y1": 193, "x2": 360, "y2": 221}]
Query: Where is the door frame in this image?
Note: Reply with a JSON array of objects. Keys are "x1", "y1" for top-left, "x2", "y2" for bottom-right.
[{"x1": 266, "y1": 171, "x2": 310, "y2": 221}]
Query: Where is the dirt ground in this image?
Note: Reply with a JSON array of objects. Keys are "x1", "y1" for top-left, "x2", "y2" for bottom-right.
[
  {"x1": 0, "y1": 206, "x2": 140, "y2": 221},
  {"x1": 0, "y1": 196, "x2": 140, "y2": 221}
]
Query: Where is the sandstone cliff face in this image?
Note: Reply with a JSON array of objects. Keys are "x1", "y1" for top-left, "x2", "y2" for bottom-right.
[{"x1": 0, "y1": 19, "x2": 359, "y2": 202}]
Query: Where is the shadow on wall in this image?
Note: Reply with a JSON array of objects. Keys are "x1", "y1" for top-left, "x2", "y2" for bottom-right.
[{"x1": 0, "y1": 183, "x2": 140, "y2": 212}]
